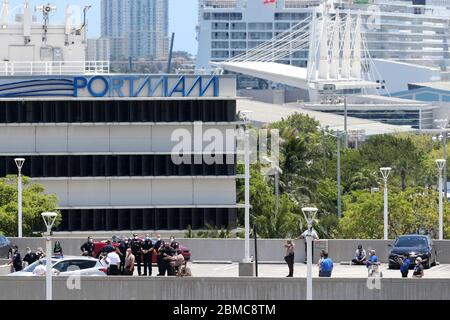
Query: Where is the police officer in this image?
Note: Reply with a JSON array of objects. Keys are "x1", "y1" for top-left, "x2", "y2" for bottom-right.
[
  {"x1": 141, "y1": 235, "x2": 154, "y2": 276},
  {"x1": 170, "y1": 236, "x2": 179, "y2": 250},
  {"x1": 23, "y1": 247, "x2": 38, "y2": 267},
  {"x1": 118, "y1": 238, "x2": 129, "y2": 274},
  {"x1": 154, "y1": 234, "x2": 164, "y2": 276},
  {"x1": 9, "y1": 245, "x2": 23, "y2": 272},
  {"x1": 160, "y1": 242, "x2": 176, "y2": 276},
  {"x1": 80, "y1": 236, "x2": 95, "y2": 257},
  {"x1": 129, "y1": 234, "x2": 143, "y2": 276}
]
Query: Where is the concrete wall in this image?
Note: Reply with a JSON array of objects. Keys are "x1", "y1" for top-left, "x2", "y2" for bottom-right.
[
  {"x1": 6, "y1": 237, "x2": 323, "y2": 263},
  {"x1": 1, "y1": 276, "x2": 450, "y2": 300},
  {"x1": 327, "y1": 240, "x2": 450, "y2": 263},
  {"x1": 7, "y1": 237, "x2": 450, "y2": 264},
  {"x1": 0, "y1": 265, "x2": 12, "y2": 276}
]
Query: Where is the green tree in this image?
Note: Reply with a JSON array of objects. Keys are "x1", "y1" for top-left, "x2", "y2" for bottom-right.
[
  {"x1": 195, "y1": 224, "x2": 232, "y2": 238},
  {"x1": 237, "y1": 164, "x2": 275, "y2": 226},
  {"x1": 0, "y1": 176, "x2": 60, "y2": 236},
  {"x1": 349, "y1": 168, "x2": 379, "y2": 191},
  {"x1": 358, "y1": 135, "x2": 425, "y2": 191},
  {"x1": 253, "y1": 194, "x2": 300, "y2": 239},
  {"x1": 339, "y1": 187, "x2": 450, "y2": 239}
]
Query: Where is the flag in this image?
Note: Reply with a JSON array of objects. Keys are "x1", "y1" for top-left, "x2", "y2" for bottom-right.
[{"x1": 264, "y1": 0, "x2": 277, "y2": 4}]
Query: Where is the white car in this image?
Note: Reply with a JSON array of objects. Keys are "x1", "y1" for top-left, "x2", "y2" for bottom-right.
[{"x1": 8, "y1": 256, "x2": 107, "y2": 277}]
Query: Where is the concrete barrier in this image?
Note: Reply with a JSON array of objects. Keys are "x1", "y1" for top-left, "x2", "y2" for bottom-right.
[
  {"x1": 0, "y1": 276, "x2": 450, "y2": 300},
  {"x1": 327, "y1": 240, "x2": 392, "y2": 263},
  {"x1": 6, "y1": 237, "x2": 450, "y2": 264},
  {"x1": 0, "y1": 265, "x2": 12, "y2": 275},
  {"x1": 325, "y1": 240, "x2": 450, "y2": 263},
  {"x1": 7, "y1": 237, "x2": 327, "y2": 263}
]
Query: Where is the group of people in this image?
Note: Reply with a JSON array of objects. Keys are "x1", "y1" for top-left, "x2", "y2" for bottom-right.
[
  {"x1": 284, "y1": 240, "x2": 334, "y2": 278},
  {"x1": 283, "y1": 237, "x2": 425, "y2": 279},
  {"x1": 283, "y1": 225, "x2": 334, "y2": 279},
  {"x1": 7, "y1": 245, "x2": 47, "y2": 272},
  {"x1": 80, "y1": 234, "x2": 191, "y2": 277},
  {"x1": 352, "y1": 244, "x2": 424, "y2": 278}
]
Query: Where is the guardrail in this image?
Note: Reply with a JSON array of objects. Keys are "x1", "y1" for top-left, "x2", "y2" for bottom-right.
[{"x1": 0, "y1": 61, "x2": 110, "y2": 76}]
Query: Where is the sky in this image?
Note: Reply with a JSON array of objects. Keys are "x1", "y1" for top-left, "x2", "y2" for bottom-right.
[{"x1": 5, "y1": 0, "x2": 199, "y2": 54}]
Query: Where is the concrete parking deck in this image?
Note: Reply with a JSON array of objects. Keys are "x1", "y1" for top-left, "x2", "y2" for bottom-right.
[{"x1": 170, "y1": 263, "x2": 450, "y2": 279}]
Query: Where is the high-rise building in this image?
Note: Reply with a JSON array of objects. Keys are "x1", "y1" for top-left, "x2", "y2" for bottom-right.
[
  {"x1": 101, "y1": 0, "x2": 129, "y2": 60},
  {"x1": 101, "y1": 0, "x2": 169, "y2": 61},
  {"x1": 86, "y1": 38, "x2": 111, "y2": 62}
]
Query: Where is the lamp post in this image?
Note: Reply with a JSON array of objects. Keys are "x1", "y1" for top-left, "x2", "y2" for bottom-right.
[
  {"x1": 14, "y1": 158, "x2": 25, "y2": 238},
  {"x1": 380, "y1": 167, "x2": 392, "y2": 240},
  {"x1": 436, "y1": 159, "x2": 446, "y2": 240},
  {"x1": 41, "y1": 212, "x2": 58, "y2": 301},
  {"x1": 240, "y1": 110, "x2": 253, "y2": 264},
  {"x1": 435, "y1": 119, "x2": 448, "y2": 197},
  {"x1": 262, "y1": 156, "x2": 283, "y2": 214},
  {"x1": 343, "y1": 96, "x2": 348, "y2": 148},
  {"x1": 302, "y1": 207, "x2": 318, "y2": 301},
  {"x1": 319, "y1": 128, "x2": 344, "y2": 218}
]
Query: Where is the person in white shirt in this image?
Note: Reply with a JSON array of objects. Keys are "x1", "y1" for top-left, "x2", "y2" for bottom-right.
[
  {"x1": 33, "y1": 260, "x2": 46, "y2": 276},
  {"x1": 106, "y1": 250, "x2": 121, "y2": 275},
  {"x1": 296, "y1": 227, "x2": 320, "y2": 264},
  {"x1": 352, "y1": 244, "x2": 367, "y2": 265}
]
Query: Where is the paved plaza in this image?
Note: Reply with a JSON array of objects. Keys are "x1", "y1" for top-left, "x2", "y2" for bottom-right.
[{"x1": 131, "y1": 263, "x2": 450, "y2": 279}]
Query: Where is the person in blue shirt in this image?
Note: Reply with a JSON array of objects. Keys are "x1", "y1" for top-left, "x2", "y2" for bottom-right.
[
  {"x1": 366, "y1": 250, "x2": 379, "y2": 277},
  {"x1": 399, "y1": 254, "x2": 411, "y2": 278},
  {"x1": 318, "y1": 251, "x2": 333, "y2": 277}
]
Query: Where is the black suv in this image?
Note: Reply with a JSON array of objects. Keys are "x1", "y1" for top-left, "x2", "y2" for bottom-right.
[{"x1": 388, "y1": 234, "x2": 437, "y2": 269}]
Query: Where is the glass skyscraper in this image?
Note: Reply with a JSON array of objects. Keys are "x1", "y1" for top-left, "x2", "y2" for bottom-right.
[{"x1": 101, "y1": 0, "x2": 169, "y2": 60}]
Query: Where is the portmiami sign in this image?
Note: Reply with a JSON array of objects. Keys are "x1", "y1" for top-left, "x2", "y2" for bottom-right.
[
  {"x1": 75, "y1": 75, "x2": 219, "y2": 98},
  {"x1": 0, "y1": 75, "x2": 236, "y2": 98}
]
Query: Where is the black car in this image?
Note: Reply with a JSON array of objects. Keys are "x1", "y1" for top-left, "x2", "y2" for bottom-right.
[{"x1": 388, "y1": 234, "x2": 437, "y2": 269}]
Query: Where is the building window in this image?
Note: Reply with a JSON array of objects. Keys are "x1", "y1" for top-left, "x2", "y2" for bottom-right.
[
  {"x1": 275, "y1": 22, "x2": 291, "y2": 30},
  {"x1": 212, "y1": 22, "x2": 229, "y2": 30},
  {"x1": 248, "y1": 23, "x2": 273, "y2": 30},
  {"x1": 248, "y1": 32, "x2": 273, "y2": 40},
  {"x1": 230, "y1": 41, "x2": 246, "y2": 49},
  {"x1": 212, "y1": 41, "x2": 230, "y2": 49},
  {"x1": 212, "y1": 32, "x2": 229, "y2": 40},
  {"x1": 230, "y1": 32, "x2": 246, "y2": 40},
  {"x1": 211, "y1": 50, "x2": 230, "y2": 58},
  {"x1": 230, "y1": 22, "x2": 246, "y2": 30}
]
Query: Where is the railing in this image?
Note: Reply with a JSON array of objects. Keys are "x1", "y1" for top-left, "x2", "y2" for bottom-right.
[
  {"x1": 284, "y1": 0, "x2": 322, "y2": 8},
  {"x1": 0, "y1": 61, "x2": 110, "y2": 76},
  {"x1": 203, "y1": 0, "x2": 236, "y2": 9}
]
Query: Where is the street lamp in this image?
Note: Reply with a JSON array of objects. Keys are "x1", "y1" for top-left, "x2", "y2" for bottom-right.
[
  {"x1": 262, "y1": 156, "x2": 283, "y2": 214},
  {"x1": 380, "y1": 167, "x2": 392, "y2": 240},
  {"x1": 14, "y1": 158, "x2": 25, "y2": 238},
  {"x1": 41, "y1": 212, "x2": 58, "y2": 301},
  {"x1": 240, "y1": 110, "x2": 253, "y2": 264},
  {"x1": 302, "y1": 207, "x2": 318, "y2": 301},
  {"x1": 434, "y1": 119, "x2": 448, "y2": 197},
  {"x1": 319, "y1": 127, "x2": 345, "y2": 218},
  {"x1": 436, "y1": 159, "x2": 446, "y2": 240}
]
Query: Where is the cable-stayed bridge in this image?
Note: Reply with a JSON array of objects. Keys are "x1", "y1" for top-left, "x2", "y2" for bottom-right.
[{"x1": 213, "y1": 7, "x2": 380, "y2": 94}]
